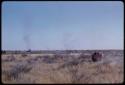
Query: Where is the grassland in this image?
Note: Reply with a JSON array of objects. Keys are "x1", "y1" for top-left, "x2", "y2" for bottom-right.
[{"x1": 2, "y1": 50, "x2": 124, "y2": 84}]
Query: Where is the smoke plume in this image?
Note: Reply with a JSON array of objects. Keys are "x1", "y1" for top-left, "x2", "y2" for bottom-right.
[{"x1": 22, "y1": 12, "x2": 32, "y2": 51}]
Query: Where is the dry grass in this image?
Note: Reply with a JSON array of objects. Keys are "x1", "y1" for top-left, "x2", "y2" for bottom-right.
[{"x1": 2, "y1": 51, "x2": 124, "y2": 84}]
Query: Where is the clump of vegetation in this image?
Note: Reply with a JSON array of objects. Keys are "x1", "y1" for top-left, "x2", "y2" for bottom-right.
[
  {"x1": 78, "y1": 53, "x2": 91, "y2": 62},
  {"x1": 2, "y1": 63, "x2": 32, "y2": 81},
  {"x1": 92, "y1": 52, "x2": 102, "y2": 62},
  {"x1": 21, "y1": 54, "x2": 28, "y2": 57},
  {"x1": 3, "y1": 55, "x2": 15, "y2": 62}
]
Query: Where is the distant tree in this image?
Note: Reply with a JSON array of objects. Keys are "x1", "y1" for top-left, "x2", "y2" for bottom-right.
[{"x1": 27, "y1": 49, "x2": 31, "y2": 52}]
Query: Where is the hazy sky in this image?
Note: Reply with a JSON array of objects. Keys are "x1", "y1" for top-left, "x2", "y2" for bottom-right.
[{"x1": 2, "y1": 1, "x2": 123, "y2": 50}]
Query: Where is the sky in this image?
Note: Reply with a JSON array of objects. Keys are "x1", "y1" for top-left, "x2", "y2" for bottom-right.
[{"x1": 2, "y1": 1, "x2": 124, "y2": 50}]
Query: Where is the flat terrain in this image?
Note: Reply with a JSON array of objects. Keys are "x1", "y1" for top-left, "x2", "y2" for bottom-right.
[{"x1": 2, "y1": 50, "x2": 124, "y2": 84}]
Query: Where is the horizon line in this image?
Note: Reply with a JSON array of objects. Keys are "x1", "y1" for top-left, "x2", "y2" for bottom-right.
[{"x1": 2, "y1": 49, "x2": 123, "y2": 51}]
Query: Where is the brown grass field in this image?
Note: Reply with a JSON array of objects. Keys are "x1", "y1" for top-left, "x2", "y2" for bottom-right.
[{"x1": 2, "y1": 50, "x2": 124, "y2": 84}]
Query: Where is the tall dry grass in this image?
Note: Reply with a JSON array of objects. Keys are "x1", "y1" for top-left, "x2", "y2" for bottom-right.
[{"x1": 2, "y1": 52, "x2": 124, "y2": 84}]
